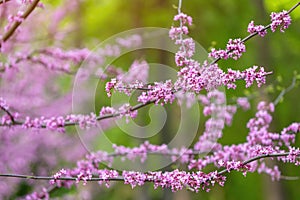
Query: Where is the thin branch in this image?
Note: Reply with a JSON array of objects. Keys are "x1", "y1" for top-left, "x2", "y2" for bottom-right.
[
  {"x1": 0, "y1": 70, "x2": 274, "y2": 130},
  {"x1": 0, "y1": 0, "x2": 40, "y2": 48},
  {"x1": 280, "y1": 175, "x2": 299, "y2": 180},
  {"x1": 210, "y1": 2, "x2": 300, "y2": 65},
  {"x1": 107, "y1": 150, "x2": 208, "y2": 157},
  {"x1": 0, "y1": 174, "x2": 123, "y2": 181},
  {"x1": 0, "y1": 152, "x2": 295, "y2": 182},
  {"x1": 0, "y1": 0, "x2": 12, "y2": 4},
  {"x1": 0, "y1": 105, "x2": 15, "y2": 123},
  {"x1": 218, "y1": 152, "x2": 291, "y2": 176},
  {"x1": 116, "y1": 86, "x2": 152, "y2": 91},
  {"x1": 273, "y1": 75, "x2": 297, "y2": 106}
]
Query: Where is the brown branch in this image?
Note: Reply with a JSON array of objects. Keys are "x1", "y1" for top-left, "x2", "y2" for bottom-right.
[
  {"x1": 0, "y1": 0, "x2": 12, "y2": 5},
  {"x1": 0, "y1": 105, "x2": 15, "y2": 123},
  {"x1": 217, "y1": 152, "x2": 292, "y2": 176},
  {"x1": 0, "y1": 152, "x2": 296, "y2": 182},
  {"x1": 0, "y1": 0, "x2": 40, "y2": 48},
  {"x1": 0, "y1": 70, "x2": 274, "y2": 130}
]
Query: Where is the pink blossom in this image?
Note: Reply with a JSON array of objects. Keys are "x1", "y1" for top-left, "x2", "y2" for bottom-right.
[
  {"x1": 247, "y1": 21, "x2": 267, "y2": 37},
  {"x1": 270, "y1": 10, "x2": 291, "y2": 32},
  {"x1": 174, "y1": 13, "x2": 193, "y2": 26},
  {"x1": 209, "y1": 38, "x2": 246, "y2": 60}
]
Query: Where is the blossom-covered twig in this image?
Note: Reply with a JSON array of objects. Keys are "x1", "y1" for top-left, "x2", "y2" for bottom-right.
[
  {"x1": 0, "y1": 0, "x2": 41, "y2": 48},
  {"x1": 0, "y1": 151, "x2": 298, "y2": 197},
  {"x1": 209, "y1": 2, "x2": 300, "y2": 64},
  {"x1": 0, "y1": 97, "x2": 16, "y2": 124}
]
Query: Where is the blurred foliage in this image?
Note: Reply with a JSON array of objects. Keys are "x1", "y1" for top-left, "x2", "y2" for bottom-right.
[{"x1": 36, "y1": 0, "x2": 300, "y2": 199}]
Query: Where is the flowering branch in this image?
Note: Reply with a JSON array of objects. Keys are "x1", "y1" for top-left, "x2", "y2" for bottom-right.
[
  {"x1": 217, "y1": 152, "x2": 294, "y2": 175},
  {"x1": 0, "y1": 0, "x2": 40, "y2": 48},
  {"x1": 209, "y1": 1, "x2": 300, "y2": 64},
  {"x1": 0, "y1": 152, "x2": 297, "y2": 188},
  {"x1": 0, "y1": 98, "x2": 15, "y2": 124}
]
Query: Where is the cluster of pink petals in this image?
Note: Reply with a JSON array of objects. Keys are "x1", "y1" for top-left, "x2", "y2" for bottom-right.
[
  {"x1": 112, "y1": 141, "x2": 193, "y2": 163},
  {"x1": 169, "y1": 26, "x2": 189, "y2": 40},
  {"x1": 105, "y1": 60, "x2": 149, "y2": 96},
  {"x1": 100, "y1": 104, "x2": 138, "y2": 123},
  {"x1": 211, "y1": 10, "x2": 292, "y2": 62},
  {"x1": 236, "y1": 97, "x2": 251, "y2": 110},
  {"x1": 4, "y1": 11, "x2": 24, "y2": 32},
  {"x1": 0, "y1": 98, "x2": 19, "y2": 125},
  {"x1": 22, "y1": 113, "x2": 97, "y2": 132},
  {"x1": 48, "y1": 167, "x2": 226, "y2": 196},
  {"x1": 169, "y1": 12, "x2": 195, "y2": 67},
  {"x1": 194, "y1": 90, "x2": 237, "y2": 152},
  {"x1": 247, "y1": 21, "x2": 267, "y2": 37},
  {"x1": 26, "y1": 101, "x2": 300, "y2": 198},
  {"x1": 117, "y1": 60, "x2": 149, "y2": 84},
  {"x1": 138, "y1": 80, "x2": 175, "y2": 105},
  {"x1": 176, "y1": 61, "x2": 268, "y2": 93},
  {"x1": 209, "y1": 38, "x2": 246, "y2": 60},
  {"x1": 173, "y1": 13, "x2": 193, "y2": 26},
  {"x1": 115, "y1": 34, "x2": 142, "y2": 48},
  {"x1": 169, "y1": 13, "x2": 192, "y2": 40},
  {"x1": 270, "y1": 10, "x2": 291, "y2": 32},
  {"x1": 0, "y1": 97, "x2": 9, "y2": 111},
  {"x1": 189, "y1": 101, "x2": 300, "y2": 181},
  {"x1": 25, "y1": 187, "x2": 49, "y2": 200}
]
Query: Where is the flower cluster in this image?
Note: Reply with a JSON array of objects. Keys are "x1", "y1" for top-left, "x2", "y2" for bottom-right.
[
  {"x1": 173, "y1": 13, "x2": 193, "y2": 26},
  {"x1": 26, "y1": 98, "x2": 300, "y2": 198},
  {"x1": 25, "y1": 187, "x2": 49, "y2": 200},
  {"x1": 21, "y1": 113, "x2": 98, "y2": 132},
  {"x1": 138, "y1": 80, "x2": 175, "y2": 105},
  {"x1": 281, "y1": 147, "x2": 300, "y2": 166},
  {"x1": 117, "y1": 60, "x2": 149, "y2": 84},
  {"x1": 47, "y1": 166, "x2": 226, "y2": 196},
  {"x1": 0, "y1": 97, "x2": 19, "y2": 125},
  {"x1": 22, "y1": 116, "x2": 66, "y2": 133},
  {"x1": 105, "y1": 60, "x2": 149, "y2": 97},
  {"x1": 209, "y1": 38, "x2": 246, "y2": 60},
  {"x1": 112, "y1": 141, "x2": 193, "y2": 163},
  {"x1": 169, "y1": 12, "x2": 195, "y2": 67},
  {"x1": 194, "y1": 90, "x2": 237, "y2": 152},
  {"x1": 115, "y1": 34, "x2": 142, "y2": 48},
  {"x1": 169, "y1": 12, "x2": 192, "y2": 40},
  {"x1": 247, "y1": 21, "x2": 267, "y2": 37},
  {"x1": 176, "y1": 61, "x2": 268, "y2": 93},
  {"x1": 65, "y1": 113, "x2": 97, "y2": 129},
  {"x1": 0, "y1": 97, "x2": 9, "y2": 111},
  {"x1": 100, "y1": 104, "x2": 138, "y2": 123},
  {"x1": 189, "y1": 100, "x2": 300, "y2": 182},
  {"x1": 270, "y1": 10, "x2": 291, "y2": 32},
  {"x1": 4, "y1": 11, "x2": 24, "y2": 32},
  {"x1": 236, "y1": 97, "x2": 251, "y2": 110}
]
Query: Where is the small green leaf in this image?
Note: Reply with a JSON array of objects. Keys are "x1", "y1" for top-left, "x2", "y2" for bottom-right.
[
  {"x1": 276, "y1": 85, "x2": 283, "y2": 91},
  {"x1": 266, "y1": 85, "x2": 274, "y2": 93},
  {"x1": 276, "y1": 75, "x2": 282, "y2": 83}
]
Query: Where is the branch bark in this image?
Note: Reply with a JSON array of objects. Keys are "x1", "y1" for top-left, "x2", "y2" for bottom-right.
[{"x1": 0, "y1": 0, "x2": 40, "y2": 48}]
